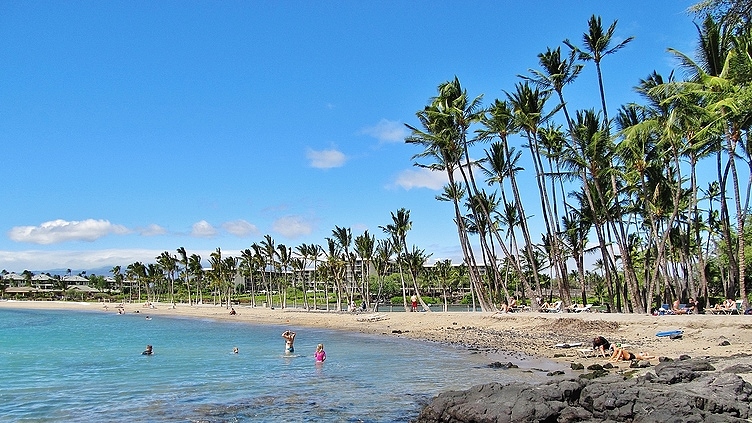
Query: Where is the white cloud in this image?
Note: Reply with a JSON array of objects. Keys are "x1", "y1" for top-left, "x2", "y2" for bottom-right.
[
  {"x1": 190, "y1": 220, "x2": 217, "y2": 238},
  {"x1": 8, "y1": 219, "x2": 129, "y2": 245},
  {"x1": 394, "y1": 168, "x2": 448, "y2": 190},
  {"x1": 272, "y1": 215, "x2": 313, "y2": 238},
  {"x1": 222, "y1": 219, "x2": 259, "y2": 237},
  {"x1": 306, "y1": 148, "x2": 346, "y2": 169},
  {"x1": 138, "y1": 224, "x2": 167, "y2": 236},
  {"x1": 361, "y1": 119, "x2": 408, "y2": 143},
  {"x1": 0, "y1": 248, "x2": 215, "y2": 273}
]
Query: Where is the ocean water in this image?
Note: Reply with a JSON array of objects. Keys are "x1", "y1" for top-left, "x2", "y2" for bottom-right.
[{"x1": 0, "y1": 306, "x2": 561, "y2": 422}]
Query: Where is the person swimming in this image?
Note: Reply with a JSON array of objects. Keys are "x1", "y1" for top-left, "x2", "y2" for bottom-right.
[
  {"x1": 282, "y1": 330, "x2": 296, "y2": 353},
  {"x1": 142, "y1": 344, "x2": 153, "y2": 355}
]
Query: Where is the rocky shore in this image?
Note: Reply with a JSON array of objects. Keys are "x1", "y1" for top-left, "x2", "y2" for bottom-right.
[{"x1": 415, "y1": 355, "x2": 752, "y2": 422}]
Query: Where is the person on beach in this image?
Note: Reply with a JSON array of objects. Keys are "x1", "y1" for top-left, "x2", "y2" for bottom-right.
[
  {"x1": 592, "y1": 336, "x2": 611, "y2": 357},
  {"x1": 282, "y1": 330, "x2": 296, "y2": 353},
  {"x1": 142, "y1": 345, "x2": 153, "y2": 355},
  {"x1": 671, "y1": 299, "x2": 687, "y2": 314},
  {"x1": 411, "y1": 294, "x2": 418, "y2": 312},
  {"x1": 229, "y1": 307, "x2": 236, "y2": 315},
  {"x1": 314, "y1": 343, "x2": 326, "y2": 363},
  {"x1": 608, "y1": 346, "x2": 654, "y2": 362}
]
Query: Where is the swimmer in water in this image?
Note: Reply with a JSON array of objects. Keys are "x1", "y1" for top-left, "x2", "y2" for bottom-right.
[
  {"x1": 314, "y1": 343, "x2": 326, "y2": 363},
  {"x1": 142, "y1": 344, "x2": 153, "y2": 355},
  {"x1": 282, "y1": 330, "x2": 296, "y2": 354}
]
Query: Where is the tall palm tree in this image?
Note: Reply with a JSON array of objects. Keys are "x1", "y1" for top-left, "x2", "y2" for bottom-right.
[
  {"x1": 354, "y1": 230, "x2": 375, "y2": 311},
  {"x1": 405, "y1": 77, "x2": 494, "y2": 311},
  {"x1": 176, "y1": 247, "x2": 191, "y2": 306},
  {"x1": 188, "y1": 254, "x2": 204, "y2": 304},
  {"x1": 157, "y1": 251, "x2": 178, "y2": 306},
  {"x1": 565, "y1": 15, "x2": 634, "y2": 130}
]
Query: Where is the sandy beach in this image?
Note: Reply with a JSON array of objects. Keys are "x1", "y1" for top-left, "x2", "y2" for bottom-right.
[{"x1": 3, "y1": 300, "x2": 751, "y2": 375}]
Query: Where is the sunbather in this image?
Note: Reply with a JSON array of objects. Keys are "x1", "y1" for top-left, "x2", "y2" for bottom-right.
[
  {"x1": 672, "y1": 299, "x2": 687, "y2": 314},
  {"x1": 608, "y1": 345, "x2": 655, "y2": 362},
  {"x1": 592, "y1": 336, "x2": 611, "y2": 357}
]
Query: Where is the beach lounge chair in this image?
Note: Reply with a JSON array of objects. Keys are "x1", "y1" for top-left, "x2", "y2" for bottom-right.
[
  {"x1": 545, "y1": 301, "x2": 562, "y2": 313},
  {"x1": 574, "y1": 304, "x2": 592, "y2": 313}
]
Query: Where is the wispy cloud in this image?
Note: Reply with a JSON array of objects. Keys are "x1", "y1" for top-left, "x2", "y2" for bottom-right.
[
  {"x1": 222, "y1": 219, "x2": 259, "y2": 237},
  {"x1": 138, "y1": 224, "x2": 167, "y2": 236},
  {"x1": 361, "y1": 119, "x2": 408, "y2": 143},
  {"x1": 393, "y1": 168, "x2": 447, "y2": 190},
  {"x1": 8, "y1": 219, "x2": 129, "y2": 245},
  {"x1": 190, "y1": 220, "x2": 217, "y2": 238},
  {"x1": 306, "y1": 148, "x2": 346, "y2": 169},
  {"x1": 272, "y1": 215, "x2": 313, "y2": 238}
]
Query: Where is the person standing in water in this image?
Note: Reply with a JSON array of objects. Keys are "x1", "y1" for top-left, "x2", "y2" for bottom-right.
[
  {"x1": 282, "y1": 330, "x2": 296, "y2": 353},
  {"x1": 314, "y1": 343, "x2": 326, "y2": 363}
]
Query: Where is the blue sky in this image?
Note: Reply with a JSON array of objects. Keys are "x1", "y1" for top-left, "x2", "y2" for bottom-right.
[{"x1": 0, "y1": 1, "x2": 699, "y2": 273}]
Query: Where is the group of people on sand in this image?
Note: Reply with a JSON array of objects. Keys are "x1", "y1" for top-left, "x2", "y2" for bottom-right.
[
  {"x1": 591, "y1": 336, "x2": 655, "y2": 362},
  {"x1": 139, "y1": 332, "x2": 326, "y2": 363}
]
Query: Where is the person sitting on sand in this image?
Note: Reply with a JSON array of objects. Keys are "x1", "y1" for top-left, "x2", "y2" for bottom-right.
[
  {"x1": 229, "y1": 307, "x2": 236, "y2": 315},
  {"x1": 496, "y1": 297, "x2": 518, "y2": 313},
  {"x1": 592, "y1": 336, "x2": 611, "y2": 357},
  {"x1": 142, "y1": 344, "x2": 153, "y2": 355},
  {"x1": 282, "y1": 330, "x2": 296, "y2": 353},
  {"x1": 314, "y1": 343, "x2": 326, "y2": 363},
  {"x1": 608, "y1": 345, "x2": 654, "y2": 362},
  {"x1": 672, "y1": 299, "x2": 687, "y2": 315}
]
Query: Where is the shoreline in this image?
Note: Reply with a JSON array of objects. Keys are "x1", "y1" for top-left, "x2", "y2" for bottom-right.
[{"x1": 2, "y1": 300, "x2": 751, "y2": 377}]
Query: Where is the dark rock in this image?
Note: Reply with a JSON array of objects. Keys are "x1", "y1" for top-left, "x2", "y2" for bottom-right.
[
  {"x1": 488, "y1": 361, "x2": 518, "y2": 369},
  {"x1": 724, "y1": 363, "x2": 752, "y2": 374},
  {"x1": 679, "y1": 354, "x2": 692, "y2": 360},
  {"x1": 579, "y1": 369, "x2": 609, "y2": 380},
  {"x1": 587, "y1": 363, "x2": 603, "y2": 371},
  {"x1": 571, "y1": 362, "x2": 584, "y2": 370},
  {"x1": 547, "y1": 370, "x2": 565, "y2": 376},
  {"x1": 415, "y1": 358, "x2": 752, "y2": 423},
  {"x1": 659, "y1": 356, "x2": 673, "y2": 362},
  {"x1": 720, "y1": 340, "x2": 731, "y2": 346}
]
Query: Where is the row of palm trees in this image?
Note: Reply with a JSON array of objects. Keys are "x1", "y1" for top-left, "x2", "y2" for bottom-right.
[
  {"x1": 405, "y1": 9, "x2": 751, "y2": 314},
  {"x1": 109, "y1": 208, "x2": 459, "y2": 311}
]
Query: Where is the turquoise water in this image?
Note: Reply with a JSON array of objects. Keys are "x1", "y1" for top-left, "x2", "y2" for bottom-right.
[{"x1": 0, "y1": 307, "x2": 558, "y2": 422}]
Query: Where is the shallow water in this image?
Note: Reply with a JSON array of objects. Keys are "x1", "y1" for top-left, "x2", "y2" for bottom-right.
[{"x1": 0, "y1": 307, "x2": 562, "y2": 422}]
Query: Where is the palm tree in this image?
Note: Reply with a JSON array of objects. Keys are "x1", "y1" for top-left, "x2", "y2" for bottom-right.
[
  {"x1": 565, "y1": 15, "x2": 634, "y2": 130},
  {"x1": 277, "y1": 244, "x2": 292, "y2": 308},
  {"x1": 371, "y1": 238, "x2": 393, "y2": 312},
  {"x1": 354, "y1": 230, "x2": 375, "y2": 311},
  {"x1": 405, "y1": 77, "x2": 494, "y2": 311},
  {"x1": 157, "y1": 251, "x2": 178, "y2": 306},
  {"x1": 177, "y1": 247, "x2": 192, "y2": 306},
  {"x1": 259, "y1": 235, "x2": 277, "y2": 307},
  {"x1": 110, "y1": 265, "x2": 123, "y2": 302},
  {"x1": 188, "y1": 254, "x2": 204, "y2": 304}
]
